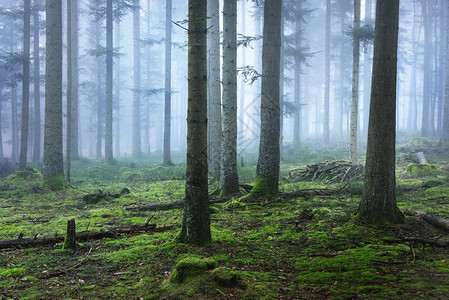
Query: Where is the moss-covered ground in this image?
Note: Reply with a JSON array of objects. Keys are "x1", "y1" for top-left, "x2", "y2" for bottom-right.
[{"x1": 1, "y1": 139, "x2": 449, "y2": 299}]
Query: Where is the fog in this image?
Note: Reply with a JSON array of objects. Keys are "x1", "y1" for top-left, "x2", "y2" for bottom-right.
[{"x1": 0, "y1": 0, "x2": 446, "y2": 163}]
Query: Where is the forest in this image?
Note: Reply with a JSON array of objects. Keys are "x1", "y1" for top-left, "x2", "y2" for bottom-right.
[{"x1": 1, "y1": 0, "x2": 449, "y2": 298}]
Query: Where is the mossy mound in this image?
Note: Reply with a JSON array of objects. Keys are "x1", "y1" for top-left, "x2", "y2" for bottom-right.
[
  {"x1": 169, "y1": 257, "x2": 217, "y2": 284},
  {"x1": 42, "y1": 173, "x2": 71, "y2": 190},
  {"x1": 6, "y1": 168, "x2": 42, "y2": 182},
  {"x1": 405, "y1": 163, "x2": 438, "y2": 176},
  {"x1": 211, "y1": 267, "x2": 240, "y2": 287}
]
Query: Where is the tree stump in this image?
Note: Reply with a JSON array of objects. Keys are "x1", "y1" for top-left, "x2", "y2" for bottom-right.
[{"x1": 63, "y1": 218, "x2": 77, "y2": 251}]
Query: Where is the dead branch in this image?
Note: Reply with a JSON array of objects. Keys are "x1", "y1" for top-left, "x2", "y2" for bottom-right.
[
  {"x1": 384, "y1": 237, "x2": 449, "y2": 249},
  {"x1": 404, "y1": 208, "x2": 449, "y2": 232},
  {"x1": 287, "y1": 160, "x2": 364, "y2": 183}
]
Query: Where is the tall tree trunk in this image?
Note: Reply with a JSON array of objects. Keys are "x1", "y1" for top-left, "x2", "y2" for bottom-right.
[
  {"x1": 421, "y1": 0, "x2": 431, "y2": 137},
  {"x1": 293, "y1": 0, "x2": 302, "y2": 148},
  {"x1": 207, "y1": 0, "x2": 221, "y2": 180},
  {"x1": 43, "y1": 0, "x2": 66, "y2": 189},
  {"x1": 145, "y1": 0, "x2": 151, "y2": 155},
  {"x1": 32, "y1": 0, "x2": 41, "y2": 162},
  {"x1": 350, "y1": 0, "x2": 360, "y2": 163},
  {"x1": 358, "y1": 0, "x2": 404, "y2": 225},
  {"x1": 244, "y1": 0, "x2": 282, "y2": 201},
  {"x1": 362, "y1": 0, "x2": 372, "y2": 138},
  {"x1": 0, "y1": 91, "x2": 3, "y2": 159},
  {"x1": 105, "y1": 0, "x2": 113, "y2": 163},
  {"x1": 324, "y1": 0, "x2": 331, "y2": 144},
  {"x1": 238, "y1": 0, "x2": 246, "y2": 144},
  {"x1": 114, "y1": 21, "x2": 121, "y2": 157},
  {"x1": 280, "y1": 7, "x2": 285, "y2": 148},
  {"x1": 443, "y1": 0, "x2": 449, "y2": 140},
  {"x1": 178, "y1": 0, "x2": 210, "y2": 245},
  {"x1": 219, "y1": 0, "x2": 239, "y2": 195},
  {"x1": 132, "y1": 0, "x2": 142, "y2": 157},
  {"x1": 163, "y1": 0, "x2": 173, "y2": 165},
  {"x1": 19, "y1": 0, "x2": 31, "y2": 169},
  {"x1": 437, "y1": 0, "x2": 446, "y2": 136},
  {"x1": 70, "y1": 0, "x2": 79, "y2": 160},
  {"x1": 66, "y1": 0, "x2": 72, "y2": 181},
  {"x1": 95, "y1": 20, "x2": 103, "y2": 160},
  {"x1": 336, "y1": 4, "x2": 345, "y2": 142},
  {"x1": 11, "y1": 86, "x2": 18, "y2": 162}
]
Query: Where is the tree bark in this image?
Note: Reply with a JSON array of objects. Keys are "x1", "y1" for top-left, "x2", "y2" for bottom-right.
[
  {"x1": 19, "y1": 0, "x2": 31, "y2": 169},
  {"x1": 32, "y1": 0, "x2": 41, "y2": 162},
  {"x1": 219, "y1": 0, "x2": 239, "y2": 195},
  {"x1": 324, "y1": 0, "x2": 331, "y2": 144},
  {"x1": 105, "y1": 0, "x2": 113, "y2": 163},
  {"x1": 358, "y1": 0, "x2": 404, "y2": 224},
  {"x1": 114, "y1": 21, "x2": 121, "y2": 156},
  {"x1": 43, "y1": 0, "x2": 65, "y2": 186},
  {"x1": 163, "y1": 0, "x2": 173, "y2": 165},
  {"x1": 350, "y1": 0, "x2": 360, "y2": 163},
  {"x1": 70, "y1": 0, "x2": 79, "y2": 160},
  {"x1": 244, "y1": 0, "x2": 282, "y2": 201},
  {"x1": 66, "y1": 0, "x2": 72, "y2": 181},
  {"x1": 293, "y1": 0, "x2": 302, "y2": 148},
  {"x1": 443, "y1": 0, "x2": 449, "y2": 140},
  {"x1": 404, "y1": 209, "x2": 449, "y2": 232},
  {"x1": 207, "y1": 0, "x2": 221, "y2": 180},
  {"x1": 132, "y1": 0, "x2": 142, "y2": 157},
  {"x1": 421, "y1": 0, "x2": 431, "y2": 137},
  {"x1": 178, "y1": 0, "x2": 211, "y2": 245}
]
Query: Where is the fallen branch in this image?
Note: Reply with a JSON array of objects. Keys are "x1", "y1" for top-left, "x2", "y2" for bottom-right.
[
  {"x1": 0, "y1": 223, "x2": 175, "y2": 250},
  {"x1": 126, "y1": 197, "x2": 231, "y2": 212},
  {"x1": 404, "y1": 208, "x2": 449, "y2": 232},
  {"x1": 280, "y1": 188, "x2": 341, "y2": 200},
  {"x1": 287, "y1": 160, "x2": 364, "y2": 183},
  {"x1": 384, "y1": 237, "x2": 449, "y2": 249}
]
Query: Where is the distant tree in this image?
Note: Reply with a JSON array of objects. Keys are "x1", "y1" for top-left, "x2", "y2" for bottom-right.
[
  {"x1": 66, "y1": 0, "x2": 73, "y2": 181},
  {"x1": 357, "y1": 0, "x2": 404, "y2": 224},
  {"x1": 350, "y1": 0, "x2": 360, "y2": 163},
  {"x1": 105, "y1": 0, "x2": 113, "y2": 163},
  {"x1": 19, "y1": 0, "x2": 31, "y2": 169},
  {"x1": 43, "y1": 0, "x2": 67, "y2": 189},
  {"x1": 132, "y1": 0, "x2": 142, "y2": 157},
  {"x1": 243, "y1": 0, "x2": 282, "y2": 200},
  {"x1": 163, "y1": 0, "x2": 173, "y2": 165},
  {"x1": 443, "y1": 0, "x2": 449, "y2": 140},
  {"x1": 420, "y1": 0, "x2": 431, "y2": 137},
  {"x1": 114, "y1": 21, "x2": 121, "y2": 156},
  {"x1": 219, "y1": 0, "x2": 239, "y2": 195},
  {"x1": 70, "y1": 0, "x2": 79, "y2": 161},
  {"x1": 207, "y1": 0, "x2": 221, "y2": 180},
  {"x1": 32, "y1": 0, "x2": 43, "y2": 162},
  {"x1": 178, "y1": 0, "x2": 211, "y2": 245},
  {"x1": 324, "y1": 0, "x2": 331, "y2": 144}
]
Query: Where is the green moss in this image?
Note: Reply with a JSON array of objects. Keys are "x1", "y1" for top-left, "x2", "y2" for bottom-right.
[
  {"x1": 6, "y1": 169, "x2": 42, "y2": 182},
  {"x1": 42, "y1": 173, "x2": 70, "y2": 190},
  {"x1": 405, "y1": 163, "x2": 438, "y2": 176},
  {"x1": 240, "y1": 175, "x2": 279, "y2": 202},
  {"x1": 0, "y1": 267, "x2": 27, "y2": 278},
  {"x1": 104, "y1": 245, "x2": 158, "y2": 264},
  {"x1": 169, "y1": 257, "x2": 217, "y2": 283},
  {"x1": 211, "y1": 267, "x2": 240, "y2": 287}
]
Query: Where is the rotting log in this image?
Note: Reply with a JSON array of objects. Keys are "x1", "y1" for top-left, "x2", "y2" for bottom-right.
[
  {"x1": 384, "y1": 237, "x2": 449, "y2": 249},
  {"x1": 0, "y1": 223, "x2": 175, "y2": 250},
  {"x1": 404, "y1": 208, "x2": 449, "y2": 231},
  {"x1": 62, "y1": 218, "x2": 77, "y2": 251}
]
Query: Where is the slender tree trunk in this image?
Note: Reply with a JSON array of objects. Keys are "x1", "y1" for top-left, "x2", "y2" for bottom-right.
[
  {"x1": 219, "y1": 0, "x2": 239, "y2": 195},
  {"x1": 0, "y1": 91, "x2": 3, "y2": 159},
  {"x1": 421, "y1": 0, "x2": 431, "y2": 137},
  {"x1": 336, "y1": 4, "x2": 345, "y2": 142},
  {"x1": 350, "y1": 0, "x2": 360, "y2": 163},
  {"x1": 178, "y1": 0, "x2": 210, "y2": 245},
  {"x1": 358, "y1": 0, "x2": 404, "y2": 225},
  {"x1": 437, "y1": 0, "x2": 446, "y2": 136},
  {"x1": 19, "y1": 0, "x2": 31, "y2": 169},
  {"x1": 95, "y1": 21, "x2": 103, "y2": 160},
  {"x1": 32, "y1": 0, "x2": 41, "y2": 162},
  {"x1": 43, "y1": 0, "x2": 66, "y2": 188},
  {"x1": 324, "y1": 0, "x2": 331, "y2": 144},
  {"x1": 443, "y1": 0, "x2": 449, "y2": 140},
  {"x1": 66, "y1": 0, "x2": 72, "y2": 181},
  {"x1": 207, "y1": 0, "x2": 221, "y2": 180},
  {"x1": 362, "y1": 0, "x2": 372, "y2": 138},
  {"x1": 244, "y1": 0, "x2": 282, "y2": 201},
  {"x1": 11, "y1": 86, "x2": 18, "y2": 162},
  {"x1": 132, "y1": 0, "x2": 142, "y2": 157},
  {"x1": 70, "y1": 0, "x2": 79, "y2": 160},
  {"x1": 163, "y1": 0, "x2": 173, "y2": 165},
  {"x1": 145, "y1": 0, "x2": 151, "y2": 155},
  {"x1": 293, "y1": 0, "x2": 302, "y2": 148},
  {"x1": 105, "y1": 0, "x2": 113, "y2": 163},
  {"x1": 114, "y1": 21, "x2": 121, "y2": 157},
  {"x1": 238, "y1": 0, "x2": 246, "y2": 144}
]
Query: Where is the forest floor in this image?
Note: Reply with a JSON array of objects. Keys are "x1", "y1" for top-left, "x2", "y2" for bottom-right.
[{"x1": 1, "y1": 138, "x2": 449, "y2": 299}]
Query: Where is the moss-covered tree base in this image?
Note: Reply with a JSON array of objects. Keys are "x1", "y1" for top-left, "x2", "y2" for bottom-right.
[
  {"x1": 42, "y1": 173, "x2": 71, "y2": 190},
  {"x1": 240, "y1": 175, "x2": 279, "y2": 202},
  {"x1": 357, "y1": 206, "x2": 405, "y2": 225}
]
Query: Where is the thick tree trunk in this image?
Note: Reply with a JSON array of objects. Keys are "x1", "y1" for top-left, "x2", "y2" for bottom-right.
[
  {"x1": 358, "y1": 0, "x2": 404, "y2": 224},
  {"x1": 132, "y1": 0, "x2": 142, "y2": 157},
  {"x1": 178, "y1": 0, "x2": 211, "y2": 245},
  {"x1": 207, "y1": 0, "x2": 221, "y2": 180},
  {"x1": 163, "y1": 0, "x2": 173, "y2": 165},
  {"x1": 244, "y1": 0, "x2": 282, "y2": 201},
  {"x1": 350, "y1": 0, "x2": 360, "y2": 163},
  {"x1": 324, "y1": 0, "x2": 331, "y2": 144},
  {"x1": 66, "y1": 0, "x2": 72, "y2": 181},
  {"x1": 43, "y1": 0, "x2": 65, "y2": 188},
  {"x1": 105, "y1": 0, "x2": 113, "y2": 163},
  {"x1": 32, "y1": 0, "x2": 41, "y2": 162},
  {"x1": 19, "y1": 0, "x2": 31, "y2": 169},
  {"x1": 219, "y1": 0, "x2": 239, "y2": 195}
]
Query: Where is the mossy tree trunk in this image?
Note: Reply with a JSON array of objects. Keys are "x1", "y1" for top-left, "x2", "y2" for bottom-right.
[
  {"x1": 132, "y1": 0, "x2": 142, "y2": 157},
  {"x1": 43, "y1": 0, "x2": 65, "y2": 189},
  {"x1": 245, "y1": 0, "x2": 282, "y2": 201},
  {"x1": 207, "y1": 0, "x2": 221, "y2": 180},
  {"x1": 178, "y1": 0, "x2": 211, "y2": 245},
  {"x1": 63, "y1": 218, "x2": 77, "y2": 251},
  {"x1": 219, "y1": 0, "x2": 239, "y2": 196},
  {"x1": 357, "y1": 0, "x2": 404, "y2": 225},
  {"x1": 19, "y1": 0, "x2": 31, "y2": 170},
  {"x1": 350, "y1": 0, "x2": 360, "y2": 163},
  {"x1": 163, "y1": 0, "x2": 173, "y2": 165},
  {"x1": 105, "y1": 0, "x2": 113, "y2": 163}
]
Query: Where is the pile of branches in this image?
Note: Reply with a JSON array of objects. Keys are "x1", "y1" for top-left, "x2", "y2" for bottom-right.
[{"x1": 287, "y1": 160, "x2": 364, "y2": 183}]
